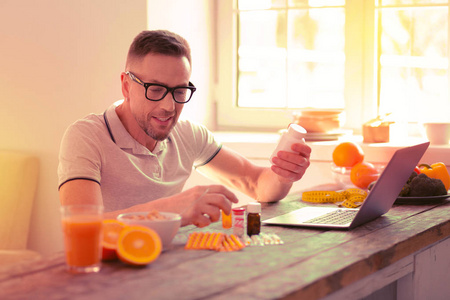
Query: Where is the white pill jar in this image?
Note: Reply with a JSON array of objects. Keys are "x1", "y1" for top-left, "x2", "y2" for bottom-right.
[{"x1": 270, "y1": 124, "x2": 307, "y2": 165}]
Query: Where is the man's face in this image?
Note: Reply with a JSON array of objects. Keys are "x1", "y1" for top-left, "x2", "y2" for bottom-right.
[{"x1": 124, "y1": 53, "x2": 191, "y2": 141}]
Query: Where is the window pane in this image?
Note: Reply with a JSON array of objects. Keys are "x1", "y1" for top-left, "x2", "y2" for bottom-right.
[
  {"x1": 227, "y1": 0, "x2": 450, "y2": 130},
  {"x1": 238, "y1": 10, "x2": 287, "y2": 108},
  {"x1": 378, "y1": 6, "x2": 448, "y2": 121},
  {"x1": 237, "y1": 6, "x2": 345, "y2": 109},
  {"x1": 287, "y1": 8, "x2": 345, "y2": 108}
]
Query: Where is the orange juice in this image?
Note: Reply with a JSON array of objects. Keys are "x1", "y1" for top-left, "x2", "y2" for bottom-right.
[{"x1": 62, "y1": 215, "x2": 103, "y2": 272}]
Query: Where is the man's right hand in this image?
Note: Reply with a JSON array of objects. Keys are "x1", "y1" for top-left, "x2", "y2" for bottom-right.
[{"x1": 179, "y1": 185, "x2": 239, "y2": 227}]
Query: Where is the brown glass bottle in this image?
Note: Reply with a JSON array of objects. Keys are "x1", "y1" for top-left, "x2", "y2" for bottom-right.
[{"x1": 247, "y1": 203, "x2": 261, "y2": 236}]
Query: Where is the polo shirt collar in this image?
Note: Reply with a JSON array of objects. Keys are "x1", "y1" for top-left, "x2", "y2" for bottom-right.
[{"x1": 104, "y1": 101, "x2": 168, "y2": 156}]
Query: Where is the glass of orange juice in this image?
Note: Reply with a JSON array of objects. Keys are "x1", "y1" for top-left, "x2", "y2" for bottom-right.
[{"x1": 60, "y1": 204, "x2": 103, "y2": 273}]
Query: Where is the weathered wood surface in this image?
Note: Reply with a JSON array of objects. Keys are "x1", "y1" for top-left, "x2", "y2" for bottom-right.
[{"x1": 1, "y1": 197, "x2": 449, "y2": 300}]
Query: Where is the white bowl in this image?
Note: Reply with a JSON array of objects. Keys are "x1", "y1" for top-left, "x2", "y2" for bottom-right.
[
  {"x1": 331, "y1": 164, "x2": 354, "y2": 189},
  {"x1": 423, "y1": 122, "x2": 450, "y2": 145},
  {"x1": 117, "y1": 212, "x2": 181, "y2": 249},
  {"x1": 331, "y1": 163, "x2": 385, "y2": 189}
]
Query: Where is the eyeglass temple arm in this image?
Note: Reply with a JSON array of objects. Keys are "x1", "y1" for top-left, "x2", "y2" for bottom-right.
[{"x1": 125, "y1": 71, "x2": 145, "y2": 86}]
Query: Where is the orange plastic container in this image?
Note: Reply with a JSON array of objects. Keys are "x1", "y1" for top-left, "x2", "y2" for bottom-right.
[{"x1": 221, "y1": 210, "x2": 232, "y2": 229}]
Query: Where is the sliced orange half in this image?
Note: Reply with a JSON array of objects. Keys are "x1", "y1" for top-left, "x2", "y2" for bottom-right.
[
  {"x1": 101, "y1": 219, "x2": 127, "y2": 261},
  {"x1": 116, "y1": 225, "x2": 162, "y2": 266}
]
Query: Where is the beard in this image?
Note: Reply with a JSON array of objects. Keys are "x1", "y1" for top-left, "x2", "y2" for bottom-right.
[
  {"x1": 137, "y1": 113, "x2": 176, "y2": 141},
  {"x1": 144, "y1": 125, "x2": 171, "y2": 141}
]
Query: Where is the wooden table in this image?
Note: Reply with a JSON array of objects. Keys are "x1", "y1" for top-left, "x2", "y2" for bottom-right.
[{"x1": 2, "y1": 195, "x2": 450, "y2": 300}]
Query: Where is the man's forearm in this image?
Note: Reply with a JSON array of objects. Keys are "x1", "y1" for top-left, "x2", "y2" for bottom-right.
[{"x1": 255, "y1": 168, "x2": 293, "y2": 203}]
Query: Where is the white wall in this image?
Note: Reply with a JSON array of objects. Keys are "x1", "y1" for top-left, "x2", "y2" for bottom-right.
[{"x1": 0, "y1": 0, "x2": 215, "y2": 256}]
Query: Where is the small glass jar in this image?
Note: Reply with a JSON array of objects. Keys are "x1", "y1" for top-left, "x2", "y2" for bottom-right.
[{"x1": 246, "y1": 202, "x2": 261, "y2": 236}]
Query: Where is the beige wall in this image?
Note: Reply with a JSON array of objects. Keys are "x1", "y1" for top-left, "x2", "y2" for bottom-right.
[{"x1": 0, "y1": 0, "x2": 214, "y2": 256}]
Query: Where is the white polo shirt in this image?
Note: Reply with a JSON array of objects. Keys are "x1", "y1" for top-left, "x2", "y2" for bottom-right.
[{"x1": 58, "y1": 102, "x2": 222, "y2": 212}]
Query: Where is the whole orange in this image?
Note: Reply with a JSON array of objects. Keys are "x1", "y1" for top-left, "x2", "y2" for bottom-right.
[
  {"x1": 350, "y1": 162, "x2": 379, "y2": 189},
  {"x1": 332, "y1": 142, "x2": 364, "y2": 167}
]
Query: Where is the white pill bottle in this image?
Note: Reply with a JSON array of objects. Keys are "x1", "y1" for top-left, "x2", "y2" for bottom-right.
[{"x1": 270, "y1": 123, "x2": 307, "y2": 165}]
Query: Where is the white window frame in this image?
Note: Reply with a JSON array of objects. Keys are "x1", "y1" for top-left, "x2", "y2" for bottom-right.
[{"x1": 214, "y1": 0, "x2": 449, "y2": 132}]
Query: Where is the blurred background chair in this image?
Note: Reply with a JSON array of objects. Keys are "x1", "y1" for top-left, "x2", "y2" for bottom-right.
[{"x1": 0, "y1": 151, "x2": 42, "y2": 266}]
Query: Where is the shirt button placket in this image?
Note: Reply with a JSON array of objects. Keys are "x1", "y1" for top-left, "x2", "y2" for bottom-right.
[{"x1": 153, "y1": 161, "x2": 162, "y2": 180}]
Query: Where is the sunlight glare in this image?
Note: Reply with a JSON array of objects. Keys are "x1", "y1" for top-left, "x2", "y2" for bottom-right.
[
  {"x1": 238, "y1": 0, "x2": 272, "y2": 10},
  {"x1": 308, "y1": 0, "x2": 345, "y2": 7}
]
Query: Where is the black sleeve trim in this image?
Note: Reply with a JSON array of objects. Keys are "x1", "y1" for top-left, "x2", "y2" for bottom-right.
[
  {"x1": 103, "y1": 111, "x2": 116, "y2": 144},
  {"x1": 58, "y1": 178, "x2": 101, "y2": 191},
  {"x1": 194, "y1": 144, "x2": 223, "y2": 169}
]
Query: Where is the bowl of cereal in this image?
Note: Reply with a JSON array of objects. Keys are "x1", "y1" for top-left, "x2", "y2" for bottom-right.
[{"x1": 117, "y1": 210, "x2": 182, "y2": 249}]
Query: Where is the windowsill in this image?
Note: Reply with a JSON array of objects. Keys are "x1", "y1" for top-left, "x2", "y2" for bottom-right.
[{"x1": 214, "y1": 131, "x2": 450, "y2": 166}]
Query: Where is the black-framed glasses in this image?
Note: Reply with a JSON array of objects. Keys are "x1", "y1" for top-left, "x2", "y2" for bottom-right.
[{"x1": 125, "y1": 71, "x2": 196, "y2": 104}]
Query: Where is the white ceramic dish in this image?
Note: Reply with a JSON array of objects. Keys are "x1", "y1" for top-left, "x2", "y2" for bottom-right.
[
  {"x1": 117, "y1": 212, "x2": 181, "y2": 249},
  {"x1": 304, "y1": 129, "x2": 353, "y2": 141},
  {"x1": 422, "y1": 122, "x2": 450, "y2": 145},
  {"x1": 293, "y1": 109, "x2": 345, "y2": 133}
]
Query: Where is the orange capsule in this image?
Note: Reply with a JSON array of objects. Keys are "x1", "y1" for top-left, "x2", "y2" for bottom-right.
[
  {"x1": 205, "y1": 232, "x2": 216, "y2": 249},
  {"x1": 198, "y1": 232, "x2": 210, "y2": 249},
  {"x1": 192, "y1": 232, "x2": 204, "y2": 249},
  {"x1": 211, "y1": 233, "x2": 224, "y2": 251},
  {"x1": 185, "y1": 232, "x2": 198, "y2": 250},
  {"x1": 230, "y1": 234, "x2": 245, "y2": 250}
]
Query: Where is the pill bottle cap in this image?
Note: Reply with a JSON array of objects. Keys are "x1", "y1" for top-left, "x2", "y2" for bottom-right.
[
  {"x1": 232, "y1": 207, "x2": 246, "y2": 215},
  {"x1": 287, "y1": 123, "x2": 307, "y2": 139},
  {"x1": 247, "y1": 202, "x2": 261, "y2": 213}
]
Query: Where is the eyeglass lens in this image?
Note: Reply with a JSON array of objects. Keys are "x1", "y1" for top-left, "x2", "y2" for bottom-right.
[{"x1": 147, "y1": 85, "x2": 193, "y2": 103}]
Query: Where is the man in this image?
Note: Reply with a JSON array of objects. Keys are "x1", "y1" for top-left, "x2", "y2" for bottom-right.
[{"x1": 58, "y1": 30, "x2": 311, "y2": 228}]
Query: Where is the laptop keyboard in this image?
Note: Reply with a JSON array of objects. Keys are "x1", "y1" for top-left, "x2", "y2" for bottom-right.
[{"x1": 303, "y1": 209, "x2": 358, "y2": 225}]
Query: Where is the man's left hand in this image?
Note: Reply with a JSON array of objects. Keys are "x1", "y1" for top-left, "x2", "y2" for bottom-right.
[{"x1": 270, "y1": 142, "x2": 311, "y2": 183}]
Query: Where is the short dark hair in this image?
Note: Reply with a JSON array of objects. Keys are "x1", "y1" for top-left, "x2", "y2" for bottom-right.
[{"x1": 126, "y1": 30, "x2": 191, "y2": 68}]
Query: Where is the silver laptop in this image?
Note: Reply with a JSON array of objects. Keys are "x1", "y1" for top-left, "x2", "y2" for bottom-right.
[{"x1": 262, "y1": 142, "x2": 430, "y2": 229}]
